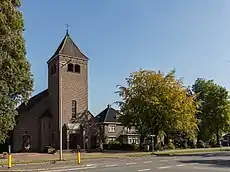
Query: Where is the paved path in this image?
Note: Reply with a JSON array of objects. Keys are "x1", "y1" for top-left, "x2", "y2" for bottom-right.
[{"x1": 2, "y1": 152, "x2": 230, "y2": 171}]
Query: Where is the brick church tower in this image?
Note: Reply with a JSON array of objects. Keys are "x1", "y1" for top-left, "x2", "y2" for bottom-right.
[{"x1": 47, "y1": 31, "x2": 89, "y2": 149}]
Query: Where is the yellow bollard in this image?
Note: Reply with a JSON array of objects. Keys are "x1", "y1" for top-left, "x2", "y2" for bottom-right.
[
  {"x1": 8, "y1": 154, "x2": 12, "y2": 168},
  {"x1": 77, "y1": 152, "x2": 80, "y2": 164},
  {"x1": 76, "y1": 145, "x2": 81, "y2": 164},
  {"x1": 8, "y1": 145, "x2": 12, "y2": 169}
]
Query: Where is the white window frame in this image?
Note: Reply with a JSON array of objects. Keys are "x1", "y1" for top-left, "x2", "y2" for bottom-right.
[
  {"x1": 108, "y1": 125, "x2": 116, "y2": 133},
  {"x1": 128, "y1": 136, "x2": 139, "y2": 144}
]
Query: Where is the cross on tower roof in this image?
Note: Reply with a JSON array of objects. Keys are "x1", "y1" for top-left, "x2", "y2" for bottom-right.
[
  {"x1": 66, "y1": 24, "x2": 70, "y2": 35},
  {"x1": 47, "y1": 25, "x2": 89, "y2": 63}
]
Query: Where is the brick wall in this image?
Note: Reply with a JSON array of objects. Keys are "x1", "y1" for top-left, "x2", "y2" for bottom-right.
[
  {"x1": 47, "y1": 57, "x2": 60, "y2": 148},
  {"x1": 59, "y1": 55, "x2": 88, "y2": 125}
]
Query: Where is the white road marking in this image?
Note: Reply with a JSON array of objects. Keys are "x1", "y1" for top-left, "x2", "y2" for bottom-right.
[
  {"x1": 176, "y1": 164, "x2": 186, "y2": 167},
  {"x1": 42, "y1": 166, "x2": 97, "y2": 172},
  {"x1": 138, "y1": 169, "x2": 151, "y2": 171},
  {"x1": 86, "y1": 164, "x2": 96, "y2": 167},
  {"x1": 174, "y1": 159, "x2": 180, "y2": 160},
  {"x1": 158, "y1": 166, "x2": 171, "y2": 169},
  {"x1": 194, "y1": 167, "x2": 230, "y2": 171},
  {"x1": 160, "y1": 159, "x2": 168, "y2": 162},
  {"x1": 144, "y1": 161, "x2": 152, "y2": 163},
  {"x1": 126, "y1": 162, "x2": 137, "y2": 165},
  {"x1": 105, "y1": 164, "x2": 118, "y2": 167}
]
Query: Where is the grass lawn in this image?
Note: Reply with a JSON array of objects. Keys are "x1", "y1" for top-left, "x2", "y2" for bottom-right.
[{"x1": 152, "y1": 147, "x2": 230, "y2": 156}]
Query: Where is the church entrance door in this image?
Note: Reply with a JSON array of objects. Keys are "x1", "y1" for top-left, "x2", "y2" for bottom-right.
[{"x1": 69, "y1": 133, "x2": 82, "y2": 149}]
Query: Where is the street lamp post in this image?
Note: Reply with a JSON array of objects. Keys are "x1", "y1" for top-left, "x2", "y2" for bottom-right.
[
  {"x1": 59, "y1": 72, "x2": 63, "y2": 160},
  {"x1": 58, "y1": 59, "x2": 72, "y2": 161}
]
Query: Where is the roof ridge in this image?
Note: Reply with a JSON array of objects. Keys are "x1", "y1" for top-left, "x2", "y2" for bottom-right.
[
  {"x1": 59, "y1": 34, "x2": 68, "y2": 54},
  {"x1": 104, "y1": 107, "x2": 110, "y2": 122}
]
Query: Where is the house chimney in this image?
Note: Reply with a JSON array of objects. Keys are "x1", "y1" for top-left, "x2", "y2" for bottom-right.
[{"x1": 107, "y1": 104, "x2": 111, "y2": 108}]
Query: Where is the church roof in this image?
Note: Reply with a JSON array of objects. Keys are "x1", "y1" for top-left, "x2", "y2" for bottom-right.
[
  {"x1": 47, "y1": 33, "x2": 88, "y2": 63},
  {"x1": 17, "y1": 89, "x2": 49, "y2": 114}
]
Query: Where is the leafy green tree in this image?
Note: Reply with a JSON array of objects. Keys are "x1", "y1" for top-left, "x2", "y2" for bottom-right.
[
  {"x1": 192, "y1": 78, "x2": 230, "y2": 144},
  {"x1": 116, "y1": 69, "x2": 198, "y2": 149},
  {"x1": 0, "y1": 0, "x2": 33, "y2": 143}
]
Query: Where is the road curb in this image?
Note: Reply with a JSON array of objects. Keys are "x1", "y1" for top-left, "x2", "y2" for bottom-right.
[
  {"x1": 1, "y1": 155, "x2": 152, "y2": 167},
  {"x1": 152, "y1": 152, "x2": 223, "y2": 157}
]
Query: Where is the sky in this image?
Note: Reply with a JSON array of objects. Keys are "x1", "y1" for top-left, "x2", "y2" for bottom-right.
[{"x1": 20, "y1": 0, "x2": 230, "y2": 115}]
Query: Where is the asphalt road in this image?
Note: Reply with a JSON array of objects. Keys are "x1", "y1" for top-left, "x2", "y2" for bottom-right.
[{"x1": 2, "y1": 152, "x2": 230, "y2": 171}]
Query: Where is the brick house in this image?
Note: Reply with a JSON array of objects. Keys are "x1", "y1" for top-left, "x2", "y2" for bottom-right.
[
  {"x1": 96, "y1": 105, "x2": 140, "y2": 145},
  {"x1": 13, "y1": 32, "x2": 98, "y2": 152}
]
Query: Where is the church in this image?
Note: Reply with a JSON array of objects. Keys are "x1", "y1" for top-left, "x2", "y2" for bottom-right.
[{"x1": 12, "y1": 31, "x2": 99, "y2": 152}]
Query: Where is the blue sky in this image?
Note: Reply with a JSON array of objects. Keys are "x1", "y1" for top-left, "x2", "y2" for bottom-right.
[{"x1": 21, "y1": 0, "x2": 230, "y2": 115}]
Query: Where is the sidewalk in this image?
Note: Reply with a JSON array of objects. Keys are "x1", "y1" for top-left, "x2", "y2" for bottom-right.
[
  {"x1": 0, "y1": 161, "x2": 87, "y2": 171},
  {"x1": 0, "y1": 152, "x2": 151, "y2": 166},
  {"x1": 0, "y1": 154, "x2": 152, "y2": 171}
]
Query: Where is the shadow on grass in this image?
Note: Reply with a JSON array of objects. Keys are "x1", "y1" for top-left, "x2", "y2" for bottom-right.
[{"x1": 180, "y1": 159, "x2": 230, "y2": 168}]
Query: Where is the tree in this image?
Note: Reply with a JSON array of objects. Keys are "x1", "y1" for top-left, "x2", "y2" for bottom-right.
[
  {"x1": 0, "y1": 0, "x2": 33, "y2": 143},
  {"x1": 192, "y1": 78, "x2": 230, "y2": 144},
  {"x1": 116, "y1": 69, "x2": 198, "y2": 149}
]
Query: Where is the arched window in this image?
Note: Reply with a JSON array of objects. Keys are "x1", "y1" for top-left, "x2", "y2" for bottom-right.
[
  {"x1": 75, "y1": 64, "x2": 81, "y2": 73},
  {"x1": 67, "y1": 63, "x2": 74, "y2": 72}
]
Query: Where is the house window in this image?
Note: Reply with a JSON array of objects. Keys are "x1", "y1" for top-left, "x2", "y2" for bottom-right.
[
  {"x1": 127, "y1": 127, "x2": 135, "y2": 133},
  {"x1": 108, "y1": 125, "x2": 116, "y2": 133},
  {"x1": 67, "y1": 63, "x2": 74, "y2": 72},
  {"x1": 108, "y1": 137, "x2": 116, "y2": 142},
  {"x1": 72, "y1": 100, "x2": 77, "y2": 118},
  {"x1": 128, "y1": 136, "x2": 139, "y2": 144},
  {"x1": 75, "y1": 64, "x2": 80, "y2": 73}
]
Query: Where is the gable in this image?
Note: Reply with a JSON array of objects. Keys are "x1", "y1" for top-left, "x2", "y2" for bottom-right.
[{"x1": 38, "y1": 109, "x2": 52, "y2": 119}]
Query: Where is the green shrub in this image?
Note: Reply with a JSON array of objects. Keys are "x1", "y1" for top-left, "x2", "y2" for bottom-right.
[
  {"x1": 190, "y1": 141, "x2": 196, "y2": 148},
  {"x1": 209, "y1": 140, "x2": 217, "y2": 148},
  {"x1": 108, "y1": 140, "x2": 120, "y2": 145},
  {"x1": 205, "y1": 142, "x2": 211, "y2": 148},
  {"x1": 182, "y1": 141, "x2": 188, "y2": 149},
  {"x1": 197, "y1": 140, "x2": 205, "y2": 148},
  {"x1": 103, "y1": 143, "x2": 138, "y2": 151},
  {"x1": 168, "y1": 142, "x2": 175, "y2": 149},
  {"x1": 163, "y1": 145, "x2": 169, "y2": 150},
  {"x1": 132, "y1": 144, "x2": 139, "y2": 151},
  {"x1": 156, "y1": 142, "x2": 163, "y2": 151}
]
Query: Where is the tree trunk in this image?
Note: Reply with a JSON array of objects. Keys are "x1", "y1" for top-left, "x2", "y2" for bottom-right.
[
  {"x1": 164, "y1": 135, "x2": 169, "y2": 146},
  {"x1": 216, "y1": 130, "x2": 220, "y2": 147},
  {"x1": 139, "y1": 135, "x2": 145, "y2": 152},
  {"x1": 154, "y1": 129, "x2": 159, "y2": 150}
]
